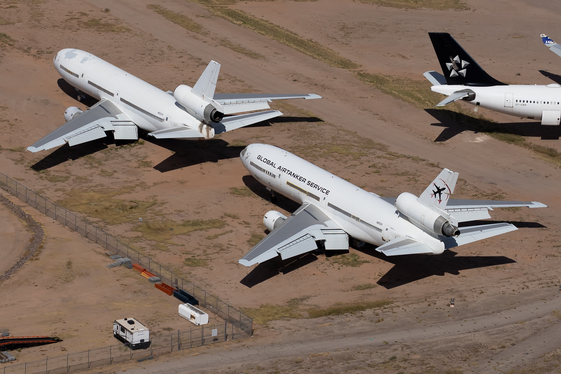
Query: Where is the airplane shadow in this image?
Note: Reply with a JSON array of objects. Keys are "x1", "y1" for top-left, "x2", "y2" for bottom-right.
[
  {"x1": 242, "y1": 175, "x2": 301, "y2": 212},
  {"x1": 31, "y1": 138, "x2": 112, "y2": 171},
  {"x1": 240, "y1": 253, "x2": 319, "y2": 288},
  {"x1": 57, "y1": 79, "x2": 97, "y2": 107},
  {"x1": 426, "y1": 108, "x2": 561, "y2": 141},
  {"x1": 539, "y1": 70, "x2": 561, "y2": 85},
  {"x1": 149, "y1": 138, "x2": 245, "y2": 172},
  {"x1": 355, "y1": 245, "x2": 517, "y2": 289}
]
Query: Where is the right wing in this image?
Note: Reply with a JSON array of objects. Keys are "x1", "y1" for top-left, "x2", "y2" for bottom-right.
[
  {"x1": 214, "y1": 93, "x2": 321, "y2": 115},
  {"x1": 27, "y1": 99, "x2": 133, "y2": 152},
  {"x1": 239, "y1": 203, "x2": 346, "y2": 267},
  {"x1": 541, "y1": 34, "x2": 561, "y2": 58}
]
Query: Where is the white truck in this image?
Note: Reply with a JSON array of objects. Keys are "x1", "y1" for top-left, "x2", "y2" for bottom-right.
[{"x1": 113, "y1": 318, "x2": 151, "y2": 350}]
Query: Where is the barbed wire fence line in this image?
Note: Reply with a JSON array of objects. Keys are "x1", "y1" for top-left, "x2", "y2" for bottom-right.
[{"x1": 0, "y1": 172, "x2": 253, "y2": 373}]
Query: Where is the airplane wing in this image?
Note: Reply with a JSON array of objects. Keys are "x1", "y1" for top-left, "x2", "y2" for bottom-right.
[
  {"x1": 541, "y1": 34, "x2": 561, "y2": 58},
  {"x1": 214, "y1": 93, "x2": 321, "y2": 115},
  {"x1": 27, "y1": 99, "x2": 133, "y2": 152},
  {"x1": 149, "y1": 110, "x2": 283, "y2": 139},
  {"x1": 434, "y1": 89, "x2": 475, "y2": 107},
  {"x1": 239, "y1": 203, "x2": 345, "y2": 267},
  {"x1": 375, "y1": 237, "x2": 434, "y2": 256},
  {"x1": 445, "y1": 200, "x2": 547, "y2": 222}
]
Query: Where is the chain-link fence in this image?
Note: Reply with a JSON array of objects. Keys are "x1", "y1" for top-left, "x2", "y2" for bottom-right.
[
  {"x1": 1, "y1": 323, "x2": 232, "y2": 374},
  {"x1": 0, "y1": 172, "x2": 253, "y2": 335}
]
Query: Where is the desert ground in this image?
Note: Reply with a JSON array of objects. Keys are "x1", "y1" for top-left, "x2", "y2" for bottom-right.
[{"x1": 1, "y1": 0, "x2": 561, "y2": 372}]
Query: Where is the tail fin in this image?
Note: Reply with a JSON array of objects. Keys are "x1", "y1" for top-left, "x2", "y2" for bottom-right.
[
  {"x1": 428, "y1": 32, "x2": 505, "y2": 86},
  {"x1": 192, "y1": 60, "x2": 221, "y2": 99},
  {"x1": 541, "y1": 33, "x2": 556, "y2": 47},
  {"x1": 418, "y1": 168, "x2": 459, "y2": 210}
]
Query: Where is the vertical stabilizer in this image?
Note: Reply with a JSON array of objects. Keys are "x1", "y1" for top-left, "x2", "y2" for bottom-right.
[
  {"x1": 428, "y1": 32, "x2": 505, "y2": 86},
  {"x1": 192, "y1": 60, "x2": 221, "y2": 99},
  {"x1": 418, "y1": 168, "x2": 458, "y2": 209}
]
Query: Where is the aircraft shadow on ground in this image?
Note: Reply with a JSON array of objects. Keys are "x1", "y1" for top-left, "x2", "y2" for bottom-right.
[
  {"x1": 31, "y1": 138, "x2": 112, "y2": 171},
  {"x1": 149, "y1": 138, "x2": 245, "y2": 172},
  {"x1": 426, "y1": 108, "x2": 561, "y2": 141},
  {"x1": 57, "y1": 79, "x2": 97, "y2": 107},
  {"x1": 242, "y1": 175, "x2": 301, "y2": 212},
  {"x1": 539, "y1": 70, "x2": 561, "y2": 85},
  {"x1": 240, "y1": 252, "x2": 319, "y2": 288}
]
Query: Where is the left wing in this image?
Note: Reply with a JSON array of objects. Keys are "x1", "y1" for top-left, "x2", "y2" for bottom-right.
[
  {"x1": 27, "y1": 99, "x2": 133, "y2": 152},
  {"x1": 239, "y1": 203, "x2": 346, "y2": 267},
  {"x1": 214, "y1": 93, "x2": 321, "y2": 115},
  {"x1": 541, "y1": 34, "x2": 561, "y2": 58}
]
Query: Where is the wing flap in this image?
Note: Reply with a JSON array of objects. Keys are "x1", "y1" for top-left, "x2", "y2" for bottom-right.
[
  {"x1": 67, "y1": 125, "x2": 107, "y2": 146},
  {"x1": 239, "y1": 203, "x2": 341, "y2": 267},
  {"x1": 443, "y1": 223, "x2": 517, "y2": 249},
  {"x1": 376, "y1": 237, "x2": 434, "y2": 256}
]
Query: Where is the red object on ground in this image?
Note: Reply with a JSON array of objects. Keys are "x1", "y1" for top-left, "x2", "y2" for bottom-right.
[
  {"x1": 155, "y1": 282, "x2": 175, "y2": 296},
  {"x1": 132, "y1": 263, "x2": 145, "y2": 273}
]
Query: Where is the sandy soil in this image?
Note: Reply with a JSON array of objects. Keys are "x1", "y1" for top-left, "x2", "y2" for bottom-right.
[
  {"x1": 0, "y1": 0, "x2": 561, "y2": 372},
  {"x1": 0, "y1": 203, "x2": 30, "y2": 277}
]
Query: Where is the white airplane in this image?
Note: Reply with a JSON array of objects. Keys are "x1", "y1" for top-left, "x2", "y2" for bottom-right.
[
  {"x1": 541, "y1": 34, "x2": 561, "y2": 58},
  {"x1": 424, "y1": 32, "x2": 561, "y2": 125},
  {"x1": 238, "y1": 144, "x2": 546, "y2": 267},
  {"x1": 27, "y1": 49, "x2": 321, "y2": 153}
]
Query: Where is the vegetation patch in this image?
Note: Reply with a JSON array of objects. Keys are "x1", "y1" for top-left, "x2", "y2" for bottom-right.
[
  {"x1": 0, "y1": 33, "x2": 15, "y2": 47},
  {"x1": 242, "y1": 303, "x2": 302, "y2": 325},
  {"x1": 356, "y1": 0, "x2": 469, "y2": 10},
  {"x1": 247, "y1": 233, "x2": 264, "y2": 246},
  {"x1": 84, "y1": 18, "x2": 130, "y2": 33},
  {"x1": 191, "y1": 1, "x2": 358, "y2": 69},
  {"x1": 184, "y1": 256, "x2": 209, "y2": 267},
  {"x1": 230, "y1": 186, "x2": 255, "y2": 197},
  {"x1": 57, "y1": 188, "x2": 158, "y2": 225},
  {"x1": 351, "y1": 283, "x2": 378, "y2": 291},
  {"x1": 134, "y1": 218, "x2": 226, "y2": 242},
  {"x1": 327, "y1": 253, "x2": 369, "y2": 267},
  {"x1": 219, "y1": 38, "x2": 264, "y2": 59},
  {"x1": 147, "y1": 4, "x2": 206, "y2": 35},
  {"x1": 307, "y1": 300, "x2": 392, "y2": 318}
]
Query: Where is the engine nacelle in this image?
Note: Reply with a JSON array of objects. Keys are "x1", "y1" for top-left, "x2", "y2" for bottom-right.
[
  {"x1": 395, "y1": 192, "x2": 459, "y2": 237},
  {"x1": 174, "y1": 85, "x2": 224, "y2": 124},
  {"x1": 64, "y1": 106, "x2": 83, "y2": 122},
  {"x1": 263, "y1": 211, "x2": 287, "y2": 232}
]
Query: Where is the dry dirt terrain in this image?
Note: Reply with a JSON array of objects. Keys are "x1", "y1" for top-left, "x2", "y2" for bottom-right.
[{"x1": 1, "y1": 0, "x2": 561, "y2": 373}]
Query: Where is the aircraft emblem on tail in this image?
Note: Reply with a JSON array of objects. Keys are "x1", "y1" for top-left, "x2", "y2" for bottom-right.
[
  {"x1": 446, "y1": 55, "x2": 469, "y2": 78},
  {"x1": 431, "y1": 182, "x2": 449, "y2": 203}
]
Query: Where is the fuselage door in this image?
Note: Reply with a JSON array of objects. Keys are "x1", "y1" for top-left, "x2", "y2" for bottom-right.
[{"x1": 504, "y1": 92, "x2": 514, "y2": 108}]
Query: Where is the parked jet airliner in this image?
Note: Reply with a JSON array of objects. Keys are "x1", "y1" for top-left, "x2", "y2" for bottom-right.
[
  {"x1": 424, "y1": 33, "x2": 561, "y2": 125},
  {"x1": 238, "y1": 144, "x2": 546, "y2": 267},
  {"x1": 27, "y1": 49, "x2": 321, "y2": 153}
]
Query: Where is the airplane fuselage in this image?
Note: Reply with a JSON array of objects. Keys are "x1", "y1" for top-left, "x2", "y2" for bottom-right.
[
  {"x1": 241, "y1": 144, "x2": 445, "y2": 253},
  {"x1": 432, "y1": 84, "x2": 561, "y2": 123},
  {"x1": 54, "y1": 48, "x2": 203, "y2": 133}
]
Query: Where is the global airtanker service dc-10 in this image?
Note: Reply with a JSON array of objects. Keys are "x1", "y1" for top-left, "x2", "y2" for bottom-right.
[
  {"x1": 238, "y1": 144, "x2": 546, "y2": 267},
  {"x1": 27, "y1": 49, "x2": 321, "y2": 153},
  {"x1": 424, "y1": 33, "x2": 561, "y2": 125}
]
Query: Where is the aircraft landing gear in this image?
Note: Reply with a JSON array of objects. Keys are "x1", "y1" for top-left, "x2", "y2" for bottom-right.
[{"x1": 269, "y1": 190, "x2": 277, "y2": 204}]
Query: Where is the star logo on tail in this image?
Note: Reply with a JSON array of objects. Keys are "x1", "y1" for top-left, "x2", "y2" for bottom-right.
[{"x1": 446, "y1": 55, "x2": 469, "y2": 78}]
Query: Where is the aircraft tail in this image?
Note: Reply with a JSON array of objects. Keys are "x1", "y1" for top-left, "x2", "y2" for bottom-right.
[
  {"x1": 192, "y1": 60, "x2": 221, "y2": 99},
  {"x1": 541, "y1": 33, "x2": 556, "y2": 47},
  {"x1": 418, "y1": 168, "x2": 459, "y2": 210},
  {"x1": 428, "y1": 32, "x2": 505, "y2": 86}
]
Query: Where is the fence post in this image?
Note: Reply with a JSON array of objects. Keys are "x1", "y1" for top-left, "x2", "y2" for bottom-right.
[
  {"x1": 67, "y1": 353, "x2": 69, "y2": 373},
  {"x1": 110, "y1": 345, "x2": 112, "y2": 364},
  {"x1": 88, "y1": 349, "x2": 90, "y2": 369},
  {"x1": 201, "y1": 325, "x2": 204, "y2": 346},
  {"x1": 224, "y1": 320, "x2": 227, "y2": 341},
  {"x1": 178, "y1": 330, "x2": 181, "y2": 351},
  {"x1": 170, "y1": 332, "x2": 173, "y2": 352}
]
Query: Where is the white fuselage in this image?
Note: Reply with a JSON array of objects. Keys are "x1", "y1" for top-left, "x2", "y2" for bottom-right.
[
  {"x1": 241, "y1": 144, "x2": 445, "y2": 253},
  {"x1": 433, "y1": 84, "x2": 561, "y2": 121},
  {"x1": 53, "y1": 48, "x2": 202, "y2": 133}
]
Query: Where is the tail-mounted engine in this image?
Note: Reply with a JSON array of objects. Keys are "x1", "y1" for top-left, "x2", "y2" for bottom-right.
[
  {"x1": 174, "y1": 85, "x2": 224, "y2": 124},
  {"x1": 263, "y1": 211, "x2": 287, "y2": 232},
  {"x1": 396, "y1": 192, "x2": 459, "y2": 237},
  {"x1": 64, "y1": 107, "x2": 83, "y2": 122}
]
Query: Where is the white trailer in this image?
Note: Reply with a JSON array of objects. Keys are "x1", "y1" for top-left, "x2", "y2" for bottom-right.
[
  {"x1": 113, "y1": 318, "x2": 151, "y2": 350},
  {"x1": 178, "y1": 303, "x2": 209, "y2": 326}
]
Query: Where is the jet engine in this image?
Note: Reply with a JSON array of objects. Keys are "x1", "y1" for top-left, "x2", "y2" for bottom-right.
[
  {"x1": 173, "y1": 85, "x2": 224, "y2": 124},
  {"x1": 64, "y1": 107, "x2": 83, "y2": 122},
  {"x1": 263, "y1": 211, "x2": 287, "y2": 232},
  {"x1": 395, "y1": 192, "x2": 459, "y2": 237}
]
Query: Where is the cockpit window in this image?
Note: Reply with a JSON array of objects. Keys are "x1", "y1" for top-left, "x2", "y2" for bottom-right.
[{"x1": 241, "y1": 147, "x2": 247, "y2": 157}]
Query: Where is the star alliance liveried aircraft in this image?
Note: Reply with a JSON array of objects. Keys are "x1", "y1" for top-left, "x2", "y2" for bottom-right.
[
  {"x1": 541, "y1": 34, "x2": 561, "y2": 58},
  {"x1": 238, "y1": 144, "x2": 546, "y2": 267},
  {"x1": 27, "y1": 49, "x2": 321, "y2": 153},
  {"x1": 424, "y1": 33, "x2": 561, "y2": 125}
]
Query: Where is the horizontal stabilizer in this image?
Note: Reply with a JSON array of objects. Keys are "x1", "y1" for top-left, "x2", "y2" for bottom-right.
[
  {"x1": 435, "y1": 89, "x2": 475, "y2": 107},
  {"x1": 376, "y1": 237, "x2": 434, "y2": 256},
  {"x1": 443, "y1": 222, "x2": 517, "y2": 249},
  {"x1": 214, "y1": 93, "x2": 321, "y2": 104},
  {"x1": 423, "y1": 71, "x2": 447, "y2": 86},
  {"x1": 217, "y1": 110, "x2": 282, "y2": 134},
  {"x1": 148, "y1": 126, "x2": 204, "y2": 139},
  {"x1": 222, "y1": 100, "x2": 271, "y2": 115}
]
